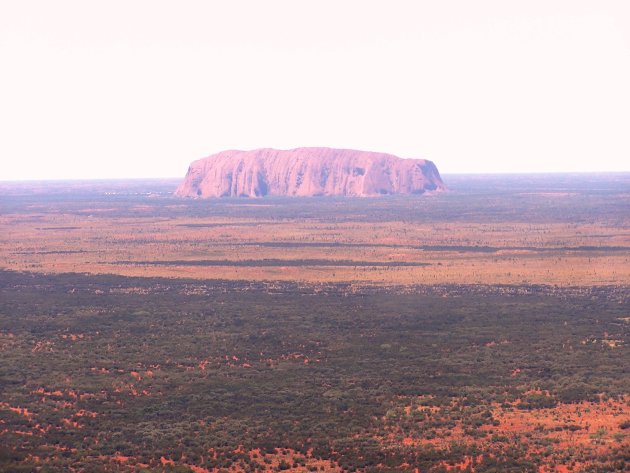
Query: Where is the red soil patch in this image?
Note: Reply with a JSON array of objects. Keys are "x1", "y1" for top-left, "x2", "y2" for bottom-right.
[
  {"x1": 160, "y1": 456, "x2": 175, "y2": 466},
  {"x1": 386, "y1": 396, "x2": 629, "y2": 471},
  {"x1": 489, "y1": 398, "x2": 630, "y2": 450},
  {"x1": 62, "y1": 418, "x2": 82, "y2": 429},
  {"x1": 0, "y1": 403, "x2": 34, "y2": 420},
  {"x1": 187, "y1": 465, "x2": 212, "y2": 473}
]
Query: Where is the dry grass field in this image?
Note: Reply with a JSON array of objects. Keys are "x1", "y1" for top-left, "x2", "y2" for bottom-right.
[{"x1": 1, "y1": 174, "x2": 629, "y2": 287}]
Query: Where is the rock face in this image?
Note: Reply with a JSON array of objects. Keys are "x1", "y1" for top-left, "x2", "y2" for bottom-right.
[{"x1": 175, "y1": 147, "x2": 445, "y2": 198}]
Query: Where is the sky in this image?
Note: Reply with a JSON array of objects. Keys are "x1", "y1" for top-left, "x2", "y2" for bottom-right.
[{"x1": 1, "y1": 0, "x2": 629, "y2": 179}]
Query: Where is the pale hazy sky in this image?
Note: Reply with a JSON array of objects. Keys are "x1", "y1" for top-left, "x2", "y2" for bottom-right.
[{"x1": 1, "y1": 0, "x2": 629, "y2": 179}]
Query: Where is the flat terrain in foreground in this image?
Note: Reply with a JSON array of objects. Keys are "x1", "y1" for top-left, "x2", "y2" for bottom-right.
[
  {"x1": 0, "y1": 174, "x2": 629, "y2": 472},
  {"x1": 0, "y1": 272, "x2": 628, "y2": 472}
]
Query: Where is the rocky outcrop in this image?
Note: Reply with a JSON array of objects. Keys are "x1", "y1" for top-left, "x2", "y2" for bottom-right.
[{"x1": 175, "y1": 147, "x2": 445, "y2": 198}]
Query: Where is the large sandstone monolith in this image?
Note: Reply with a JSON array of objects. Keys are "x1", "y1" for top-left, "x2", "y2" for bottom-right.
[{"x1": 175, "y1": 147, "x2": 445, "y2": 198}]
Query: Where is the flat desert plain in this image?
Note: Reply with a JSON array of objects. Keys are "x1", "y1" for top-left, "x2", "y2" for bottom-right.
[
  {"x1": 1, "y1": 174, "x2": 629, "y2": 286},
  {"x1": 0, "y1": 173, "x2": 628, "y2": 473}
]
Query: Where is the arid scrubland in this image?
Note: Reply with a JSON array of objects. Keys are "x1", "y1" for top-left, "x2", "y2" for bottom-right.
[
  {"x1": 1, "y1": 175, "x2": 629, "y2": 286},
  {"x1": 1, "y1": 174, "x2": 629, "y2": 473}
]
